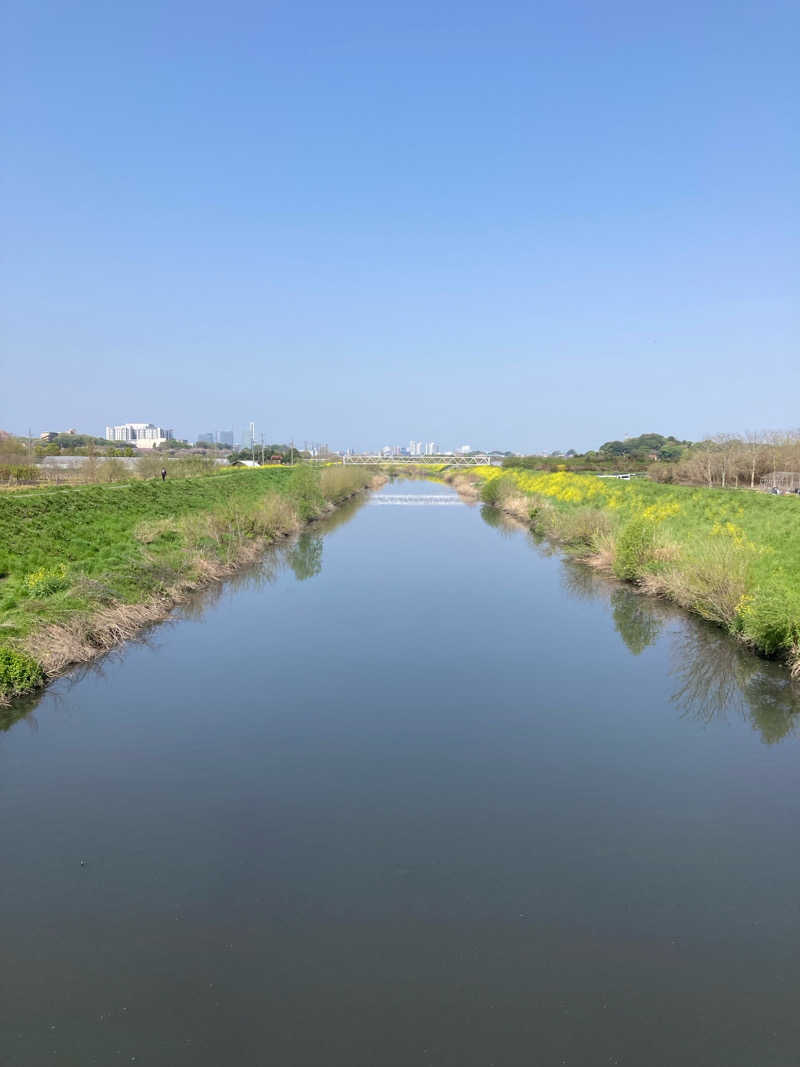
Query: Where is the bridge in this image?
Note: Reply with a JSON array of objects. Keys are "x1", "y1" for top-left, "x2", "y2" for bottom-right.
[
  {"x1": 369, "y1": 494, "x2": 464, "y2": 506},
  {"x1": 339, "y1": 454, "x2": 502, "y2": 467}
]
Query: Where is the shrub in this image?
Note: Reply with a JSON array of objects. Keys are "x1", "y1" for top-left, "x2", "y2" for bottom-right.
[
  {"x1": 253, "y1": 496, "x2": 300, "y2": 538},
  {"x1": 0, "y1": 464, "x2": 39, "y2": 484},
  {"x1": 11, "y1": 465, "x2": 40, "y2": 484},
  {"x1": 738, "y1": 583, "x2": 800, "y2": 654},
  {"x1": 0, "y1": 647, "x2": 44, "y2": 695},
  {"x1": 480, "y1": 476, "x2": 516, "y2": 506},
  {"x1": 287, "y1": 465, "x2": 324, "y2": 518},
  {"x1": 551, "y1": 506, "x2": 613, "y2": 548},
  {"x1": 613, "y1": 518, "x2": 657, "y2": 580},
  {"x1": 319, "y1": 466, "x2": 373, "y2": 502}
]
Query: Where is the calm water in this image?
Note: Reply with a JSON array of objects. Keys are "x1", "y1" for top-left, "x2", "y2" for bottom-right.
[{"x1": 2, "y1": 479, "x2": 800, "y2": 1066}]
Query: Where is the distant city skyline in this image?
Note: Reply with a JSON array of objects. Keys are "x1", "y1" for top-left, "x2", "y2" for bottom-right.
[{"x1": 3, "y1": 416, "x2": 790, "y2": 459}]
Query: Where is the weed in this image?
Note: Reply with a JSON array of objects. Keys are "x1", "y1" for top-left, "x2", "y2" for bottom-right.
[{"x1": 0, "y1": 647, "x2": 44, "y2": 698}]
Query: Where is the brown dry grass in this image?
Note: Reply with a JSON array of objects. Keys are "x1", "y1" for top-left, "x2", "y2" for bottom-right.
[
  {"x1": 587, "y1": 531, "x2": 618, "y2": 573},
  {"x1": 549, "y1": 506, "x2": 613, "y2": 548},
  {"x1": 28, "y1": 599, "x2": 173, "y2": 675},
  {"x1": 448, "y1": 473, "x2": 481, "y2": 500},
  {"x1": 500, "y1": 493, "x2": 533, "y2": 522},
  {"x1": 639, "y1": 540, "x2": 749, "y2": 629}
]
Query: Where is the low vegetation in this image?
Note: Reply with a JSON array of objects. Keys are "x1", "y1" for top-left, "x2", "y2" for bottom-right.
[
  {"x1": 504, "y1": 429, "x2": 800, "y2": 489},
  {"x1": 504, "y1": 433, "x2": 688, "y2": 474},
  {"x1": 449, "y1": 467, "x2": 800, "y2": 676},
  {"x1": 0, "y1": 464, "x2": 379, "y2": 703}
]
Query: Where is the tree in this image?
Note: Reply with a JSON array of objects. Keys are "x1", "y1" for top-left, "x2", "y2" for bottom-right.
[{"x1": 658, "y1": 443, "x2": 683, "y2": 461}]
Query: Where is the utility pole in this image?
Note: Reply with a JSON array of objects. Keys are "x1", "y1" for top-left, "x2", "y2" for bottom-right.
[
  {"x1": 249, "y1": 421, "x2": 255, "y2": 463},
  {"x1": 260, "y1": 433, "x2": 264, "y2": 465}
]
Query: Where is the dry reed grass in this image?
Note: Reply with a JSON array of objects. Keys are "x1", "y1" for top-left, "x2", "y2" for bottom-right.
[
  {"x1": 639, "y1": 540, "x2": 749, "y2": 629},
  {"x1": 449, "y1": 474, "x2": 481, "y2": 500},
  {"x1": 28, "y1": 600, "x2": 173, "y2": 675},
  {"x1": 549, "y1": 506, "x2": 613, "y2": 547},
  {"x1": 500, "y1": 494, "x2": 533, "y2": 522},
  {"x1": 587, "y1": 531, "x2": 618, "y2": 573}
]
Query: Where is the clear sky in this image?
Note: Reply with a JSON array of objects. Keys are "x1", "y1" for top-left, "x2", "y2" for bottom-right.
[{"x1": 2, "y1": 0, "x2": 797, "y2": 451}]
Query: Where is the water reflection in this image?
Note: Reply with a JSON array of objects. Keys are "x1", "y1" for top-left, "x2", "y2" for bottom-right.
[
  {"x1": 0, "y1": 691, "x2": 41, "y2": 733},
  {"x1": 557, "y1": 567, "x2": 667, "y2": 656},
  {"x1": 483, "y1": 506, "x2": 800, "y2": 744},
  {"x1": 672, "y1": 626, "x2": 800, "y2": 743},
  {"x1": 479, "y1": 503, "x2": 517, "y2": 536},
  {"x1": 610, "y1": 588, "x2": 664, "y2": 656},
  {"x1": 286, "y1": 532, "x2": 323, "y2": 581}
]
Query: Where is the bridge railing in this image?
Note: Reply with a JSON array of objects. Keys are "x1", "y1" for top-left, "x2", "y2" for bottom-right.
[{"x1": 339, "y1": 454, "x2": 502, "y2": 466}]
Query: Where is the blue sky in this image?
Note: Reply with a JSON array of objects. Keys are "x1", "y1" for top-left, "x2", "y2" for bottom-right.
[{"x1": 2, "y1": 0, "x2": 797, "y2": 451}]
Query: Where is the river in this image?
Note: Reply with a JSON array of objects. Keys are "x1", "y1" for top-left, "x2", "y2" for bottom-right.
[{"x1": 2, "y1": 478, "x2": 799, "y2": 1066}]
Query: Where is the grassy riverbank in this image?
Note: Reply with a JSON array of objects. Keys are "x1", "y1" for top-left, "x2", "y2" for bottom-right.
[
  {"x1": 0, "y1": 465, "x2": 379, "y2": 703},
  {"x1": 450, "y1": 467, "x2": 800, "y2": 675}
]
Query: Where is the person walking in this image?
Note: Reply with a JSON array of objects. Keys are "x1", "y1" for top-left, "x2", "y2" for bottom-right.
[{"x1": 161, "y1": 467, "x2": 167, "y2": 481}]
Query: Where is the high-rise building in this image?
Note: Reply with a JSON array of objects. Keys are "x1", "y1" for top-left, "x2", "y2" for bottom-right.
[
  {"x1": 105, "y1": 422, "x2": 173, "y2": 449},
  {"x1": 197, "y1": 431, "x2": 233, "y2": 447},
  {"x1": 424, "y1": 441, "x2": 437, "y2": 455}
]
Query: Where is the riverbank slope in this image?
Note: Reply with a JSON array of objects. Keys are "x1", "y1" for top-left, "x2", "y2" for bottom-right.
[
  {"x1": 449, "y1": 467, "x2": 800, "y2": 675},
  {"x1": 0, "y1": 465, "x2": 380, "y2": 703}
]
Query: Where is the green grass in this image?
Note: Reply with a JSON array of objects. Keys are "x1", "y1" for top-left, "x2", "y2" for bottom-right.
[
  {"x1": 0, "y1": 465, "x2": 375, "y2": 699},
  {"x1": 0, "y1": 467, "x2": 291, "y2": 602}
]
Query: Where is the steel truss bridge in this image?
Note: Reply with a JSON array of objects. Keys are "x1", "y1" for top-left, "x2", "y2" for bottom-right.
[{"x1": 339, "y1": 454, "x2": 502, "y2": 467}]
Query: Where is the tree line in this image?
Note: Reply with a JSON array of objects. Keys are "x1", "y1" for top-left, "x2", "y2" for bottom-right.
[
  {"x1": 505, "y1": 430, "x2": 800, "y2": 488},
  {"x1": 649, "y1": 431, "x2": 800, "y2": 488}
]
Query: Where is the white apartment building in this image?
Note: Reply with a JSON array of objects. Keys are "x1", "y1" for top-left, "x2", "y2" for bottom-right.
[{"x1": 105, "y1": 422, "x2": 173, "y2": 449}]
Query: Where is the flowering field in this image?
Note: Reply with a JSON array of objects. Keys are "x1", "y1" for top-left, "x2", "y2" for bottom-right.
[{"x1": 464, "y1": 467, "x2": 800, "y2": 673}]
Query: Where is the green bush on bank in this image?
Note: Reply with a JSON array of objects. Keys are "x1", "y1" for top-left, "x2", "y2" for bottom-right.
[
  {"x1": 614, "y1": 518, "x2": 657, "y2": 581},
  {"x1": 479, "y1": 476, "x2": 517, "y2": 507},
  {"x1": 0, "y1": 648, "x2": 44, "y2": 695}
]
